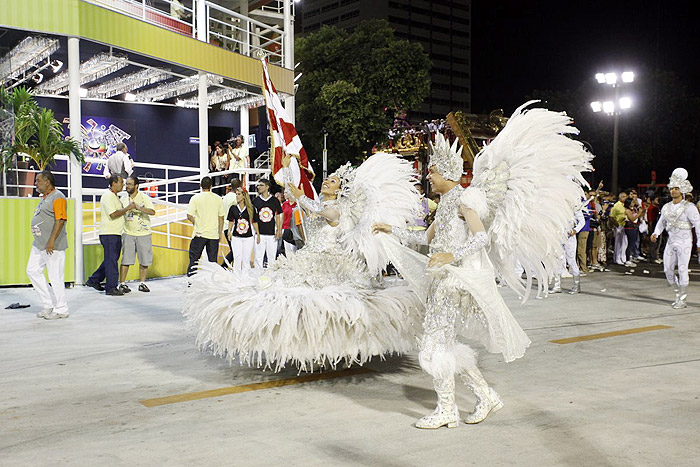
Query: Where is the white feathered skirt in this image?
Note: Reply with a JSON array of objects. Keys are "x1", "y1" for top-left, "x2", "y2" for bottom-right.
[{"x1": 182, "y1": 255, "x2": 423, "y2": 372}]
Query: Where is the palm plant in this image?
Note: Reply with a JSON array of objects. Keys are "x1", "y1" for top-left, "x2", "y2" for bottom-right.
[{"x1": 1, "y1": 86, "x2": 84, "y2": 171}]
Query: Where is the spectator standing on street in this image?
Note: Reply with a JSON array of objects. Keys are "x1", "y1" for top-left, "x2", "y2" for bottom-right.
[
  {"x1": 104, "y1": 142, "x2": 134, "y2": 180},
  {"x1": 253, "y1": 178, "x2": 282, "y2": 269},
  {"x1": 610, "y1": 191, "x2": 629, "y2": 266},
  {"x1": 227, "y1": 186, "x2": 259, "y2": 272},
  {"x1": 27, "y1": 171, "x2": 70, "y2": 319},
  {"x1": 222, "y1": 178, "x2": 242, "y2": 265},
  {"x1": 187, "y1": 176, "x2": 224, "y2": 276},
  {"x1": 87, "y1": 175, "x2": 133, "y2": 296},
  {"x1": 624, "y1": 197, "x2": 644, "y2": 266},
  {"x1": 118, "y1": 176, "x2": 156, "y2": 293}
]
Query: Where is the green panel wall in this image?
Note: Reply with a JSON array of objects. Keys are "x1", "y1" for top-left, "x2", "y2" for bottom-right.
[{"x1": 0, "y1": 197, "x2": 75, "y2": 285}]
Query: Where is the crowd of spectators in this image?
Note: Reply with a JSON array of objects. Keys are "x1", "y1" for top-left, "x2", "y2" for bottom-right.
[{"x1": 575, "y1": 183, "x2": 696, "y2": 274}]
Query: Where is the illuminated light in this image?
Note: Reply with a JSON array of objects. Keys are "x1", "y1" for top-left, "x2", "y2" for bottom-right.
[
  {"x1": 605, "y1": 72, "x2": 617, "y2": 85},
  {"x1": 87, "y1": 67, "x2": 171, "y2": 99},
  {"x1": 31, "y1": 73, "x2": 43, "y2": 84},
  {"x1": 621, "y1": 71, "x2": 634, "y2": 83},
  {"x1": 0, "y1": 36, "x2": 59, "y2": 84},
  {"x1": 602, "y1": 101, "x2": 615, "y2": 114},
  {"x1": 619, "y1": 97, "x2": 632, "y2": 109},
  {"x1": 79, "y1": 87, "x2": 88, "y2": 98},
  {"x1": 177, "y1": 87, "x2": 246, "y2": 108},
  {"x1": 175, "y1": 99, "x2": 186, "y2": 107},
  {"x1": 50, "y1": 60, "x2": 63, "y2": 73},
  {"x1": 133, "y1": 74, "x2": 223, "y2": 102},
  {"x1": 595, "y1": 73, "x2": 606, "y2": 84},
  {"x1": 590, "y1": 101, "x2": 602, "y2": 113},
  {"x1": 124, "y1": 93, "x2": 137, "y2": 102},
  {"x1": 36, "y1": 53, "x2": 129, "y2": 95},
  {"x1": 220, "y1": 95, "x2": 265, "y2": 112}
]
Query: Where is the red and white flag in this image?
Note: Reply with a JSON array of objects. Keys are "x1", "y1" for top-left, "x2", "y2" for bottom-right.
[{"x1": 260, "y1": 57, "x2": 317, "y2": 200}]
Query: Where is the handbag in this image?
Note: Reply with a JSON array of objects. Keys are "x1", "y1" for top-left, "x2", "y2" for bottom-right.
[{"x1": 639, "y1": 219, "x2": 648, "y2": 234}]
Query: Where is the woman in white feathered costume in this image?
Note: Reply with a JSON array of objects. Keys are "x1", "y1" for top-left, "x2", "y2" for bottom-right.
[
  {"x1": 374, "y1": 101, "x2": 593, "y2": 429},
  {"x1": 182, "y1": 152, "x2": 424, "y2": 371}
]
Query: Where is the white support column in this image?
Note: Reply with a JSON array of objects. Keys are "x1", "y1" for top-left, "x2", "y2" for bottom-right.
[
  {"x1": 196, "y1": 0, "x2": 208, "y2": 42},
  {"x1": 240, "y1": 107, "x2": 249, "y2": 150},
  {"x1": 240, "y1": 0, "x2": 250, "y2": 56},
  {"x1": 68, "y1": 37, "x2": 83, "y2": 284},
  {"x1": 283, "y1": 0, "x2": 295, "y2": 124},
  {"x1": 198, "y1": 72, "x2": 209, "y2": 176}
]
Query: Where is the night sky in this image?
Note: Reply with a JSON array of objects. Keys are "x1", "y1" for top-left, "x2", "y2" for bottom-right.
[{"x1": 470, "y1": 0, "x2": 697, "y2": 114}]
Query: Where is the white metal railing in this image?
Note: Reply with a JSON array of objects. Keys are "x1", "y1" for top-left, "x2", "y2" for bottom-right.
[
  {"x1": 2, "y1": 155, "x2": 270, "y2": 246},
  {"x1": 83, "y1": 0, "x2": 288, "y2": 67}
]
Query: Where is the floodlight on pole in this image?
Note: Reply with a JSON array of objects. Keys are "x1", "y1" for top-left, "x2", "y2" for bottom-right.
[{"x1": 592, "y1": 69, "x2": 636, "y2": 194}]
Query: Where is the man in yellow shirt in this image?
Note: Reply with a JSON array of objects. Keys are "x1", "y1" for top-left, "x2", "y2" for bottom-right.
[
  {"x1": 118, "y1": 176, "x2": 156, "y2": 293},
  {"x1": 610, "y1": 191, "x2": 629, "y2": 265},
  {"x1": 187, "y1": 176, "x2": 225, "y2": 276},
  {"x1": 86, "y1": 175, "x2": 134, "y2": 296}
]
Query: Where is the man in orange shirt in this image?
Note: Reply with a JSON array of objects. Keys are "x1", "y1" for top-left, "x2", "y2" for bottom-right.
[{"x1": 27, "y1": 171, "x2": 70, "y2": 319}]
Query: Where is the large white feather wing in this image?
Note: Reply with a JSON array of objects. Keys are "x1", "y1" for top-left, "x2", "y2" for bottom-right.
[
  {"x1": 338, "y1": 153, "x2": 420, "y2": 276},
  {"x1": 465, "y1": 101, "x2": 593, "y2": 301}
]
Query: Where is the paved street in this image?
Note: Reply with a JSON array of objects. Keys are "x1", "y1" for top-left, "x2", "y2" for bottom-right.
[{"x1": 1, "y1": 265, "x2": 699, "y2": 467}]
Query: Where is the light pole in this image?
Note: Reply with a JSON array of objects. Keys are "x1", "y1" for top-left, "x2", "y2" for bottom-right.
[
  {"x1": 591, "y1": 71, "x2": 634, "y2": 195},
  {"x1": 322, "y1": 128, "x2": 328, "y2": 179}
]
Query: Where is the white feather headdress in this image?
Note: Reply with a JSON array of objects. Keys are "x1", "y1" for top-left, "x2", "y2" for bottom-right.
[{"x1": 429, "y1": 132, "x2": 463, "y2": 182}]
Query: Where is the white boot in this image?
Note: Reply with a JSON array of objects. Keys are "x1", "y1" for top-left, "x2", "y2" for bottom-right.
[
  {"x1": 672, "y1": 285, "x2": 688, "y2": 309},
  {"x1": 415, "y1": 377, "x2": 459, "y2": 429},
  {"x1": 568, "y1": 275, "x2": 581, "y2": 294},
  {"x1": 461, "y1": 369, "x2": 503, "y2": 424},
  {"x1": 670, "y1": 283, "x2": 681, "y2": 307},
  {"x1": 548, "y1": 275, "x2": 562, "y2": 294}
]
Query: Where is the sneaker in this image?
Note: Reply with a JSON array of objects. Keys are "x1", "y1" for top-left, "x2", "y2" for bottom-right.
[
  {"x1": 105, "y1": 288, "x2": 124, "y2": 296},
  {"x1": 86, "y1": 280, "x2": 104, "y2": 291},
  {"x1": 635, "y1": 256, "x2": 647, "y2": 262},
  {"x1": 138, "y1": 283, "x2": 150, "y2": 293},
  {"x1": 624, "y1": 261, "x2": 637, "y2": 267},
  {"x1": 561, "y1": 270, "x2": 573, "y2": 278},
  {"x1": 36, "y1": 308, "x2": 53, "y2": 319},
  {"x1": 119, "y1": 283, "x2": 132, "y2": 294},
  {"x1": 45, "y1": 311, "x2": 69, "y2": 319},
  {"x1": 654, "y1": 259, "x2": 663, "y2": 264}
]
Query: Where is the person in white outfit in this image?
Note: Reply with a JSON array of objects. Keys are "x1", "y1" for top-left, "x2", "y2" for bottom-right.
[
  {"x1": 651, "y1": 168, "x2": 700, "y2": 309},
  {"x1": 27, "y1": 171, "x2": 70, "y2": 320},
  {"x1": 227, "y1": 187, "x2": 259, "y2": 272},
  {"x1": 253, "y1": 179, "x2": 282, "y2": 269},
  {"x1": 549, "y1": 209, "x2": 585, "y2": 294}
]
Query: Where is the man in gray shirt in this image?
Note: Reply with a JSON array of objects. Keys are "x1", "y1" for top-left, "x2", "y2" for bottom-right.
[{"x1": 27, "y1": 171, "x2": 70, "y2": 319}]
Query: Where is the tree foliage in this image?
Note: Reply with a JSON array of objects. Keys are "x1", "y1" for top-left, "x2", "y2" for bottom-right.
[
  {"x1": 527, "y1": 68, "x2": 700, "y2": 192},
  {"x1": 295, "y1": 19, "x2": 431, "y2": 170}
]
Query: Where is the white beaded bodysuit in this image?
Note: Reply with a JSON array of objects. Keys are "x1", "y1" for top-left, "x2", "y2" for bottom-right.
[{"x1": 653, "y1": 200, "x2": 700, "y2": 287}]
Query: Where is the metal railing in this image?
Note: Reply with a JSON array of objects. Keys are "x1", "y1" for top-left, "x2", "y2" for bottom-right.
[
  {"x1": 2, "y1": 155, "x2": 270, "y2": 246},
  {"x1": 83, "y1": 0, "x2": 288, "y2": 67}
]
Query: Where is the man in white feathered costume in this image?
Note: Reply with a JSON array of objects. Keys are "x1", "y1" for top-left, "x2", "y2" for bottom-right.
[
  {"x1": 375, "y1": 101, "x2": 592, "y2": 429},
  {"x1": 651, "y1": 168, "x2": 700, "y2": 309}
]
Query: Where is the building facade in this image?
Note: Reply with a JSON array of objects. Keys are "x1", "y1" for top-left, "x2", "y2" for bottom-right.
[{"x1": 297, "y1": 0, "x2": 471, "y2": 121}]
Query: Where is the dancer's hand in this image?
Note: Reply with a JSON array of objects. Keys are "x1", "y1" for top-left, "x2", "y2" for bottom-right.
[
  {"x1": 286, "y1": 183, "x2": 303, "y2": 200},
  {"x1": 651, "y1": 234, "x2": 657, "y2": 242},
  {"x1": 372, "y1": 222, "x2": 392, "y2": 234},
  {"x1": 428, "y1": 252, "x2": 454, "y2": 267},
  {"x1": 281, "y1": 152, "x2": 291, "y2": 168}
]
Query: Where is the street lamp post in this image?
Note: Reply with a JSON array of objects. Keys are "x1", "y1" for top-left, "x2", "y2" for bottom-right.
[{"x1": 591, "y1": 71, "x2": 634, "y2": 195}]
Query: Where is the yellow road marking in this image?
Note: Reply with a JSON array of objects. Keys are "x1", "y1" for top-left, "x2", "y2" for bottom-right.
[
  {"x1": 140, "y1": 367, "x2": 375, "y2": 407},
  {"x1": 550, "y1": 325, "x2": 672, "y2": 344}
]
